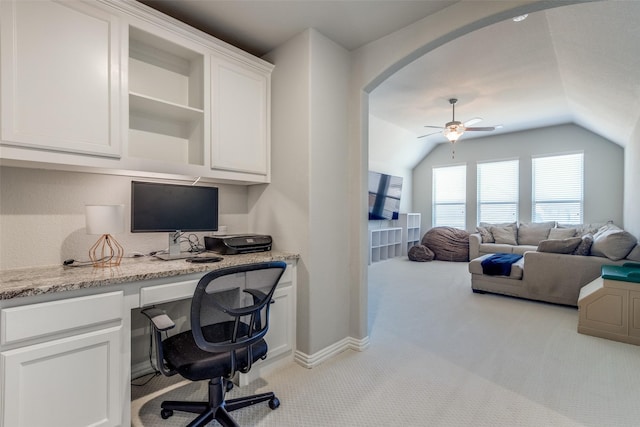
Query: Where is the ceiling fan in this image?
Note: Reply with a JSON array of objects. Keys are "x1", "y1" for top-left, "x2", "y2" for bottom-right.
[{"x1": 418, "y1": 98, "x2": 501, "y2": 143}]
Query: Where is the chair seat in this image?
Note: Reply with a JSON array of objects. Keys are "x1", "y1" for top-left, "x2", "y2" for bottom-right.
[{"x1": 163, "y1": 321, "x2": 268, "y2": 381}]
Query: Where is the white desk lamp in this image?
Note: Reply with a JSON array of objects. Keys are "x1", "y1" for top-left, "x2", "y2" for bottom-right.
[{"x1": 85, "y1": 204, "x2": 125, "y2": 268}]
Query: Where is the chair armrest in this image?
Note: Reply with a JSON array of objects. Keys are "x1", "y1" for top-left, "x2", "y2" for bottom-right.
[
  {"x1": 141, "y1": 307, "x2": 175, "y2": 332},
  {"x1": 244, "y1": 288, "x2": 272, "y2": 304}
]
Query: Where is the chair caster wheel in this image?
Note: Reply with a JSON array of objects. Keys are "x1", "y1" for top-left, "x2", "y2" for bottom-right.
[
  {"x1": 226, "y1": 381, "x2": 234, "y2": 392},
  {"x1": 161, "y1": 409, "x2": 174, "y2": 419},
  {"x1": 268, "y1": 397, "x2": 280, "y2": 410}
]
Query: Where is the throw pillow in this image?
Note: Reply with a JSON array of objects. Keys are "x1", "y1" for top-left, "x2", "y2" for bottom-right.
[
  {"x1": 626, "y1": 244, "x2": 640, "y2": 262},
  {"x1": 572, "y1": 233, "x2": 594, "y2": 256},
  {"x1": 537, "y1": 237, "x2": 583, "y2": 254},
  {"x1": 591, "y1": 228, "x2": 638, "y2": 260},
  {"x1": 476, "y1": 226, "x2": 494, "y2": 243},
  {"x1": 517, "y1": 221, "x2": 554, "y2": 245},
  {"x1": 549, "y1": 228, "x2": 576, "y2": 239},
  {"x1": 490, "y1": 225, "x2": 517, "y2": 245},
  {"x1": 593, "y1": 223, "x2": 621, "y2": 240},
  {"x1": 559, "y1": 222, "x2": 605, "y2": 236}
]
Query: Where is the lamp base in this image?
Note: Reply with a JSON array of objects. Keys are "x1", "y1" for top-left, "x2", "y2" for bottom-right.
[{"x1": 89, "y1": 234, "x2": 124, "y2": 268}]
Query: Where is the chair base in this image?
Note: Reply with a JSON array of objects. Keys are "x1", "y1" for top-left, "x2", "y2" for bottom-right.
[{"x1": 160, "y1": 378, "x2": 279, "y2": 427}]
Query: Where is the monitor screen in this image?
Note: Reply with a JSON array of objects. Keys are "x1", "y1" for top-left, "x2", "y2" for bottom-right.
[{"x1": 131, "y1": 181, "x2": 218, "y2": 233}]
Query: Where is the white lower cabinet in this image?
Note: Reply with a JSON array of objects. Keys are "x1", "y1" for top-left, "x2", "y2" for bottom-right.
[
  {"x1": 0, "y1": 259, "x2": 297, "y2": 425},
  {"x1": 1, "y1": 326, "x2": 123, "y2": 427},
  {"x1": 0, "y1": 291, "x2": 124, "y2": 427}
]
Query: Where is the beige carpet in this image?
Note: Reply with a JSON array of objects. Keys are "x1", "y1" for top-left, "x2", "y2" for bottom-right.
[{"x1": 133, "y1": 258, "x2": 640, "y2": 426}]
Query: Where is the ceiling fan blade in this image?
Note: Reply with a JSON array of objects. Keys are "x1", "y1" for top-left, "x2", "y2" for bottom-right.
[
  {"x1": 418, "y1": 130, "x2": 442, "y2": 139},
  {"x1": 424, "y1": 125, "x2": 444, "y2": 129},
  {"x1": 465, "y1": 126, "x2": 496, "y2": 131},
  {"x1": 464, "y1": 117, "x2": 482, "y2": 126}
]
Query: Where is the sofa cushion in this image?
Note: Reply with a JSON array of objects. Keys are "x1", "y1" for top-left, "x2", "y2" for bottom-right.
[
  {"x1": 476, "y1": 226, "x2": 494, "y2": 243},
  {"x1": 518, "y1": 221, "x2": 554, "y2": 245},
  {"x1": 478, "y1": 222, "x2": 516, "y2": 243},
  {"x1": 479, "y1": 243, "x2": 515, "y2": 254},
  {"x1": 572, "y1": 233, "x2": 594, "y2": 256},
  {"x1": 512, "y1": 245, "x2": 538, "y2": 255},
  {"x1": 591, "y1": 226, "x2": 638, "y2": 260},
  {"x1": 549, "y1": 228, "x2": 576, "y2": 239},
  {"x1": 490, "y1": 224, "x2": 517, "y2": 245},
  {"x1": 626, "y1": 244, "x2": 640, "y2": 262},
  {"x1": 559, "y1": 222, "x2": 606, "y2": 237},
  {"x1": 537, "y1": 237, "x2": 583, "y2": 254},
  {"x1": 469, "y1": 254, "x2": 524, "y2": 279}
]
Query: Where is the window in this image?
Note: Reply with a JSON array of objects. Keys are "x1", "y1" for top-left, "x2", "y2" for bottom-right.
[
  {"x1": 532, "y1": 153, "x2": 584, "y2": 224},
  {"x1": 477, "y1": 160, "x2": 519, "y2": 225},
  {"x1": 432, "y1": 165, "x2": 466, "y2": 229}
]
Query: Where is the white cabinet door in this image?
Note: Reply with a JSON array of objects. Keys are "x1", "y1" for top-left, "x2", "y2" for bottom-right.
[
  {"x1": 265, "y1": 283, "x2": 294, "y2": 359},
  {"x1": 1, "y1": 326, "x2": 123, "y2": 427},
  {"x1": 211, "y1": 56, "x2": 270, "y2": 176},
  {"x1": 0, "y1": 0, "x2": 120, "y2": 157}
]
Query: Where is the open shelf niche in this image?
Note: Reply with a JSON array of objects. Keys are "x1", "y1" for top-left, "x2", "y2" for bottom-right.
[
  {"x1": 399, "y1": 213, "x2": 422, "y2": 255},
  {"x1": 128, "y1": 26, "x2": 205, "y2": 166}
]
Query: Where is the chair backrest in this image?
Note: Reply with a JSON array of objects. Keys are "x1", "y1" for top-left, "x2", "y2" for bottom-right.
[{"x1": 190, "y1": 261, "x2": 287, "y2": 356}]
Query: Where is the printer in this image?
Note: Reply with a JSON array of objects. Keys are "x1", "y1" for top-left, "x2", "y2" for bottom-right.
[{"x1": 204, "y1": 234, "x2": 272, "y2": 255}]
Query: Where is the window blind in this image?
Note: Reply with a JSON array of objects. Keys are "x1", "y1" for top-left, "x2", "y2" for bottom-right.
[
  {"x1": 532, "y1": 153, "x2": 583, "y2": 223},
  {"x1": 477, "y1": 160, "x2": 519, "y2": 225},
  {"x1": 432, "y1": 164, "x2": 466, "y2": 229}
]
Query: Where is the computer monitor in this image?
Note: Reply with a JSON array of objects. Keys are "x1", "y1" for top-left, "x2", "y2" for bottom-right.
[{"x1": 131, "y1": 181, "x2": 218, "y2": 258}]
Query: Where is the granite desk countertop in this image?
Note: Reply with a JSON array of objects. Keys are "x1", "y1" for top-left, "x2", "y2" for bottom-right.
[{"x1": 0, "y1": 251, "x2": 299, "y2": 301}]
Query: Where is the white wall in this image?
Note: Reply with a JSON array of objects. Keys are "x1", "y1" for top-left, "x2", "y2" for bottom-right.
[
  {"x1": 625, "y1": 119, "x2": 640, "y2": 237},
  {"x1": 0, "y1": 167, "x2": 249, "y2": 269},
  {"x1": 251, "y1": 29, "x2": 352, "y2": 356},
  {"x1": 412, "y1": 124, "x2": 624, "y2": 232},
  {"x1": 368, "y1": 115, "x2": 413, "y2": 214}
]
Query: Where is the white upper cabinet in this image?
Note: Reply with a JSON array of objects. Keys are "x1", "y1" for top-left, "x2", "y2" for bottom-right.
[
  {"x1": 0, "y1": 0, "x2": 121, "y2": 157},
  {"x1": 124, "y1": 23, "x2": 208, "y2": 177},
  {"x1": 211, "y1": 56, "x2": 271, "y2": 178},
  {"x1": 0, "y1": 0, "x2": 273, "y2": 184}
]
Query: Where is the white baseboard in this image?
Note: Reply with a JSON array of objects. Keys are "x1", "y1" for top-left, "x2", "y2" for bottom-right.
[{"x1": 294, "y1": 335, "x2": 370, "y2": 369}]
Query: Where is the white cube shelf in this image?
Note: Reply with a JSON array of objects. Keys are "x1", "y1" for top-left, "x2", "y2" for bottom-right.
[{"x1": 369, "y1": 227, "x2": 402, "y2": 264}]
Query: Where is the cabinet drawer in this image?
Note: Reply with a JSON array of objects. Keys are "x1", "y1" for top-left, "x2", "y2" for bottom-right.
[
  {"x1": 1, "y1": 291, "x2": 123, "y2": 345},
  {"x1": 140, "y1": 279, "x2": 199, "y2": 307}
]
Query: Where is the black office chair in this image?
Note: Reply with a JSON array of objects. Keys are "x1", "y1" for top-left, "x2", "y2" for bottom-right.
[{"x1": 142, "y1": 261, "x2": 287, "y2": 427}]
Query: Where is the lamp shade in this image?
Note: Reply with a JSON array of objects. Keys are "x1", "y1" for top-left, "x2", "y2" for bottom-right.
[{"x1": 85, "y1": 205, "x2": 125, "y2": 235}]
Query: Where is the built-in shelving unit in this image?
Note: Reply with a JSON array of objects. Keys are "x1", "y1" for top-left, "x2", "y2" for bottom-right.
[
  {"x1": 128, "y1": 26, "x2": 205, "y2": 166},
  {"x1": 369, "y1": 227, "x2": 403, "y2": 264},
  {"x1": 399, "y1": 213, "x2": 421, "y2": 255}
]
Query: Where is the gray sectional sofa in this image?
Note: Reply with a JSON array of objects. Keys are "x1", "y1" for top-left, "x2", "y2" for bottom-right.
[{"x1": 468, "y1": 222, "x2": 640, "y2": 306}]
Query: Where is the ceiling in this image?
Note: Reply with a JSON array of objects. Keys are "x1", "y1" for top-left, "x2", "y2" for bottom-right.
[{"x1": 140, "y1": 1, "x2": 640, "y2": 170}]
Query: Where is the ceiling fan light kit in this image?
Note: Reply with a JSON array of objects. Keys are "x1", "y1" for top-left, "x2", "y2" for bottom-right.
[{"x1": 419, "y1": 98, "x2": 499, "y2": 144}]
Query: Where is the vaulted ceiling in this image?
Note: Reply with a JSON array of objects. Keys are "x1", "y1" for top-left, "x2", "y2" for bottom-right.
[{"x1": 141, "y1": 1, "x2": 640, "y2": 171}]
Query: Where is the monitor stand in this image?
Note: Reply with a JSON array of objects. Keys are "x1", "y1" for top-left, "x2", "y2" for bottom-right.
[{"x1": 167, "y1": 231, "x2": 182, "y2": 258}]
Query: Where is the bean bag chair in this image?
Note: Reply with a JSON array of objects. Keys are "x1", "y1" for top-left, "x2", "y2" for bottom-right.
[
  {"x1": 421, "y1": 227, "x2": 470, "y2": 262},
  {"x1": 408, "y1": 245, "x2": 435, "y2": 262}
]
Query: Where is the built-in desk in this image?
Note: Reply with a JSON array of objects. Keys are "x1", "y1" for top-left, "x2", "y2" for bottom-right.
[{"x1": 0, "y1": 251, "x2": 298, "y2": 427}]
